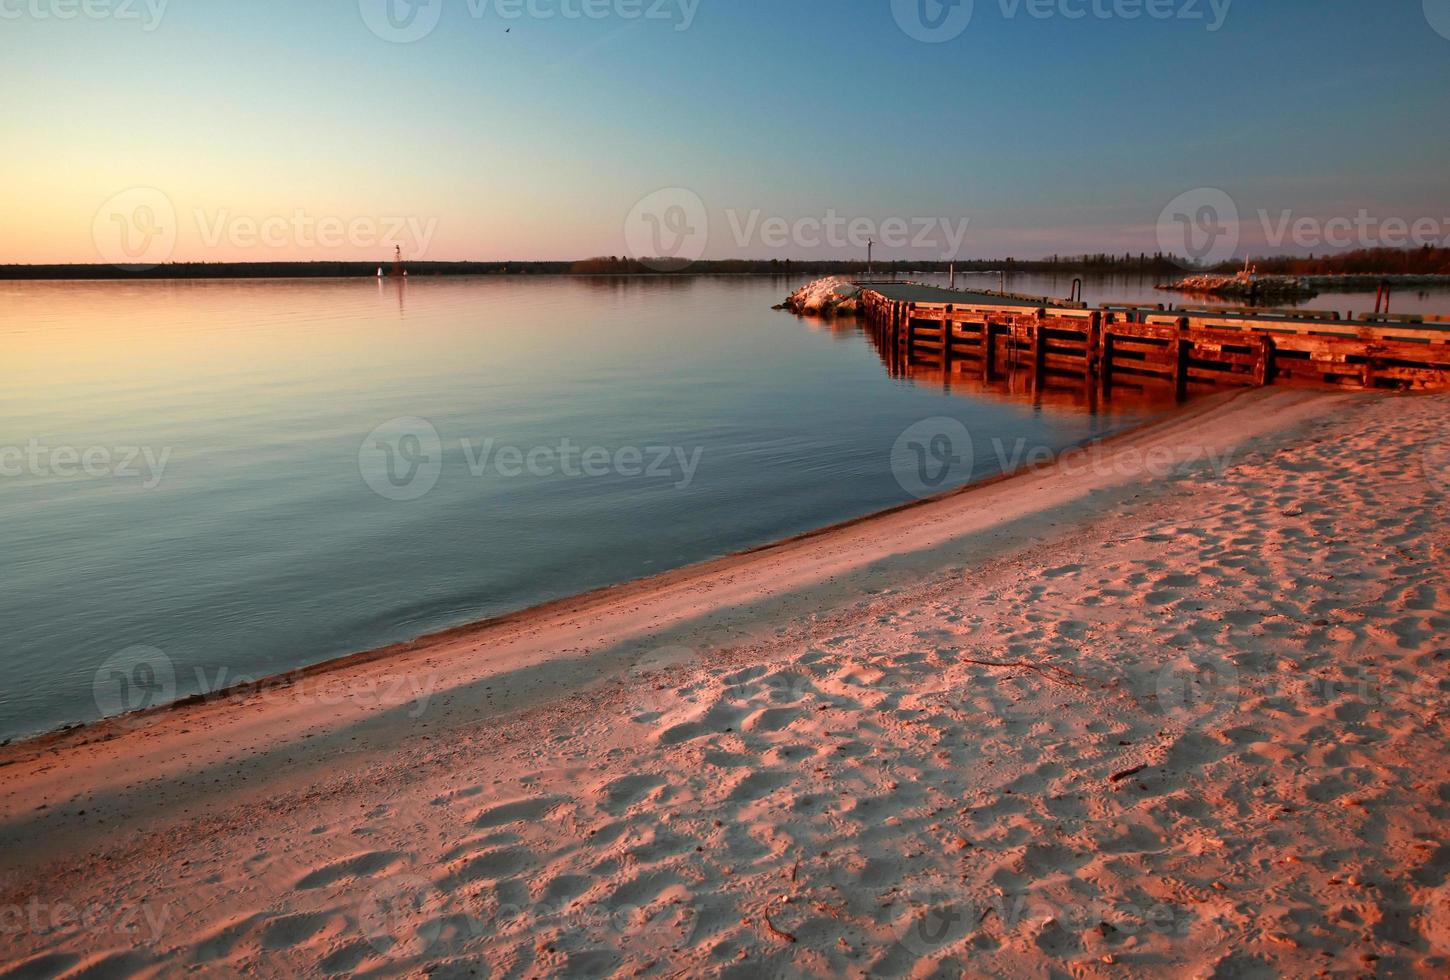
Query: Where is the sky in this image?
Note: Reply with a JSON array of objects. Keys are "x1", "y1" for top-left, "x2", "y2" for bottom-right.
[{"x1": 4, "y1": 0, "x2": 1450, "y2": 264}]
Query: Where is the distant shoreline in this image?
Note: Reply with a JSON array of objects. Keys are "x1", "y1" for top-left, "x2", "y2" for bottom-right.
[{"x1": 0, "y1": 260, "x2": 1175, "y2": 281}]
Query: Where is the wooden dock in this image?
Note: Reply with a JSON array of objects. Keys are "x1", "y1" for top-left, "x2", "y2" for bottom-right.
[{"x1": 858, "y1": 284, "x2": 1450, "y2": 397}]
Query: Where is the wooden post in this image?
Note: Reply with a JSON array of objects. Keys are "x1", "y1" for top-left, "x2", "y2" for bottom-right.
[
  {"x1": 1174, "y1": 317, "x2": 1192, "y2": 401},
  {"x1": 982, "y1": 319, "x2": 995, "y2": 382},
  {"x1": 1362, "y1": 345, "x2": 1379, "y2": 390},
  {"x1": 1100, "y1": 321, "x2": 1114, "y2": 396},
  {"x1": 1086, "y1": 310, "x2": 1102, "y2": 378},
  {"x1": 903, "y1": 304, "x2": 916, "y2": 367},
  {"x1": 941, "y1": 305, "x2": 954, "y2": 370},
  {"x1": 1252, "y1": 335, "x2": 1273, "y2": 387},
  {"x1": 1033, "y1": 312, "x2": 1048, "y2": 390}
]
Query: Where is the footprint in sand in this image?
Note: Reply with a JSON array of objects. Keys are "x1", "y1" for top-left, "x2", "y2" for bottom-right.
[
  {"x1": 742, "y1": 706, "x2": 802, "y2": 733},
  {"x1": 294, "y1": 850, "x2": 401, "y2": 890},
  {"x1": 598, "y1": 773, "x2": 667, "y2": 812},
  {"x1": 358, "y1": 873, "x2": 446, "y2": 960},
  {"x1": 726, "y1": 768, "x2": 791, "y2": 802},
  {"x1": 448, "y1": 846, "x2": 536, "y2": 884},
  {"x1": 1419, "y1": 427, "x2": 1450, "y2": 495},
  {"x1": 470, "y1": 796, "x2": 565, "y2": 829},
  {"x1": 259, "y1": 911, "x2": 339, "y2": 951},
  {"x1": 0, "y1": 952, "x2": 81, "y2": 980}
]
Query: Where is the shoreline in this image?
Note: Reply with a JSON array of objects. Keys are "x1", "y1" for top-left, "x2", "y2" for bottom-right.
[
  {"x1": 3, "y1": 385, "x2": 1447, "y2": 976},
  {"x1": 1, "y1": 387, "x2": 1266, "y2": 754},
  {"x1": 0, "y1": 387, "x2": 1344, "y2": 827}
]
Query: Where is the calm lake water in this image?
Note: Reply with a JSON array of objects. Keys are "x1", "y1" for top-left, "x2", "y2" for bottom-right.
[{"x1": 3, "y1": 274, "x2": 1444, "y2": 739}]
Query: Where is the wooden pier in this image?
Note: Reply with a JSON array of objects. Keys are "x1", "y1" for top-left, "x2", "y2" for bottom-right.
[{"x1": 858, "y1": 284, "x2": 1450, "y2": 398}]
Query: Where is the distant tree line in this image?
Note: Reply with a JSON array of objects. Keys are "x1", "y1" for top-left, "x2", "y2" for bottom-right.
[
  {"x1": 4, "y1": 248, "x2": 1445, "y2": 280},
  {"x1": 1214, "y1": 246, "x2": 1450, "y2": 277}
]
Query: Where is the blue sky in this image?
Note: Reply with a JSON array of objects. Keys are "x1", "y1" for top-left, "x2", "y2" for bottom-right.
[{"x1": 6, "y1": 0, "x2": 1450, "y2": 262}]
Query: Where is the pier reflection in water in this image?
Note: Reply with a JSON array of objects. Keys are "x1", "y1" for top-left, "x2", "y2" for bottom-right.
[{"x1": 858, "y1": 309, "x2": 1182, "y2": 416}]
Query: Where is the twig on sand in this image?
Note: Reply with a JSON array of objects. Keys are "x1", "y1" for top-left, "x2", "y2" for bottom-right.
[
  {"x1": 763, "y1": 904, "x2": 797, "y2": 944},
  {"x1": 960, "y1": 658, "x2": 1090, "y2": 689},
  {"x1": 1110, "y1": 763, "x2": 1148, "y2": 783}
]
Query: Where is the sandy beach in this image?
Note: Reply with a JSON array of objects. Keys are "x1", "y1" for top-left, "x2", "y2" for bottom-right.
[{"x1": 1, "y1": 386, "x2": 1447, "y2": 978}]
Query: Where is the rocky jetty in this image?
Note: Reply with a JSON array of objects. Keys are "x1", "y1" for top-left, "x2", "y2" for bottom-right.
[
  {"x1": 776, "y1": 276, "x2": 862, "y2": 316},
  {"x1": 1158, "y1": 273, "x2": 1317, "y2": 302}
]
